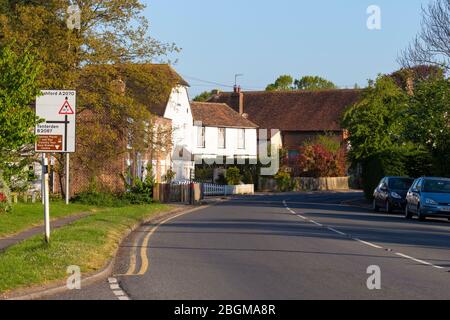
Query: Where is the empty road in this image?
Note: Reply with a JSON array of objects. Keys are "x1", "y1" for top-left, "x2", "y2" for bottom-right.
[{"x1": 51, "y1": 192, "x2": 450, "y2": 300}]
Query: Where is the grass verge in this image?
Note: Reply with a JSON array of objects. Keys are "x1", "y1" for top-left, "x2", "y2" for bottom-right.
[
  {"x1": 0, "y1": 202, "x2": 100, "y2": 238},
  {"x1": 0, "y1": 203, "x2": 171, "y2": 296}
]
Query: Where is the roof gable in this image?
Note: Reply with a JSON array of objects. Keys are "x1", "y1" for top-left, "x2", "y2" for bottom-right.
[{"x1": 191, "y1": 102, "x2": 258, "y2": 129}]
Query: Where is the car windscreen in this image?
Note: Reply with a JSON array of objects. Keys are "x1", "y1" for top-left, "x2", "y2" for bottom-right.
[
  {"x1": 388, "y1": 178, "x2": 414, "y2": 190},
  {"x1": 423, "y1": 180, "x2": 450, "y2": 194}
]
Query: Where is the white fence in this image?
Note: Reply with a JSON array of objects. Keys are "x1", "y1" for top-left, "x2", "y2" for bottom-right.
[{"x1": 202, "y1": 184, "x2": 254, "y2": 196}]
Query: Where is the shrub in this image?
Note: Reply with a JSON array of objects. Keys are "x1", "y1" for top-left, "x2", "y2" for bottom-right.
[
  {"x1": 275, "y1": 170, "x2": 292, "y2": 192},
  {"x1": 361, "y1": 151, "x2": 409, "y2": 200},
  {"x1": 72, "y1": 191, "x2": 126, "y2": 207},
  {"x1": 298, "y1": 144, "x2": 346, "y2": 178},
  {"x1": 0, "y1": 172, "x2": 11, "y2": 213},
  {"x1": 163, "y1": 169, "x2": 176, "y2": 183},
  {"x1": 226, "y1": 167, "x2": 241, "y2": 185}
]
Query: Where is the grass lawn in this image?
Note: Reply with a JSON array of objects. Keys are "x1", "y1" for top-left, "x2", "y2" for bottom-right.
[
  {"x1": 0, "y1": 202, "x2": 100, "y2": 238},
  {"x1": 0, "y1": 203, "x2": 171, "y2": 296}
]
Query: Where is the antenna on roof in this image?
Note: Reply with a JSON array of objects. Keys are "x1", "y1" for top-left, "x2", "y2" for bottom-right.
[{"x1": 234, "y1": 74, "x2": 244, "y2": 87}]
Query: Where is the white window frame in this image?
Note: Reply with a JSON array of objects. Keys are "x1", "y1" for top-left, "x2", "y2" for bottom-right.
[
  {"x1": 218, "y1": 128, "x2": 226, "y2": 149},
  {"x1": 237, "y1": 128, "x2": 246, "y2": 149},
  {"x1": 197, "y1": 126, "x2": 206, "y2": 148}
]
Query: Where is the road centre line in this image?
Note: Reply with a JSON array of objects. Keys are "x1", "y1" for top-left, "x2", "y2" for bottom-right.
[
  {"x1": 283, "y1": 200, "x2": 447, "y2": 272},
  {"x1": 353, "y1": 238, "x2": 384, "y2": 249},
  {"x1": 327, "y1": 227, "x2": 347, "y2": 236},
  {"x1": 395, "y1": 253, "x2": 444, "y2": 270}
]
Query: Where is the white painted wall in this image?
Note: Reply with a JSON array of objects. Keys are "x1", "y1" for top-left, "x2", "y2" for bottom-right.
[
  {"x1": 163, "y1": 85, "x2": 195, "y2": 181},
  {"x1": 162, "y1": 85, "x2": 258, "y2": 181},
  {"x1": 193, "y1": 126, "x2": 257, "y2": 161}
]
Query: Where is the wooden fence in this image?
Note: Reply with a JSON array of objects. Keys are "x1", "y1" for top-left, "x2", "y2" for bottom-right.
[{"x1": 153, "y1": 183, "x2": 202, "y2": 204}]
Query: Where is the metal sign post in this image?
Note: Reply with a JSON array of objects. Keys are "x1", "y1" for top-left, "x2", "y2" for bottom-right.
[
  {"x1": 36, "y1": 90, "x2": 76, "y2": 243},
  {"x1": 65, "y1": 153, "x2": 70, "y2": 205},
  {"x1": 42, "y1": 154, "x2": 50, "y2": 243}
]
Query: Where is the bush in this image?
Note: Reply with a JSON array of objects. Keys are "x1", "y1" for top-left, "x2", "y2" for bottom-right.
[
  {"x1": 361, "y1": 152, "x2": 409, "y2": 200},
  {"x1": 298, "y1": 144, "x2": 346, "y2": 178},
  {"x1": 72, "y1": 191, "x2": 126, "y2": 207},
  {"x1": 226, "y1": 167, "x2": 241, "y2": 185},
  {"x1": 0, "y1": 172, "x2": 11, "y2": 213},
  {"x1": 275, "y1": 170, "x2": 292, "y2": 192}
]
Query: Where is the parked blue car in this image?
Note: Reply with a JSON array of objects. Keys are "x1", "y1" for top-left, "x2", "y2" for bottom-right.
[{"x1": 405, "y1": 177, "x2": 450, "y2": 221}]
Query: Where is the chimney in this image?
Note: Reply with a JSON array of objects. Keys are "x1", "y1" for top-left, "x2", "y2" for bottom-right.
[
  {"x1": 231, "y1": 86, "x2": 244, "y2": 115},
  {"x1": 238, "y1": 90, "x2": 244, "y2": 115}
]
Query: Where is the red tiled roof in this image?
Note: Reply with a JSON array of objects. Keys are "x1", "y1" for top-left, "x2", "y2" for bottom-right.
[
  {"x1": 190, "y1": 102, "x2": 258, "y2": 129},
  {"x1": 209, "y1": 89, "x2": 362, "y2": 131}
]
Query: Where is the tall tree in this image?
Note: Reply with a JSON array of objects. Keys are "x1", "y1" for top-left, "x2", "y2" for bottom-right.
[
  {"x1": 399, "y1": 0, "x2": 450, "y2": 72},
  {"x1": 0, "y1": 46, "x2": 42, "y2": 190},
  {"x1": 0, "y1": 0, "x2": 178, "y2": 192},
  {"x1": 266, "y1": 75, "x2": 336, "y2": 91},
  {"x1": 294, "y1": 76, "x2": 336, "y2": 90},
  {"x1": 266, "y1": 75, "x2": 294, "y2": 91}
]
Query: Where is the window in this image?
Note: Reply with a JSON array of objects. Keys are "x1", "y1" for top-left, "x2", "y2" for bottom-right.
[
  {"x1": 237, "y1": 129, "x2": 246, "y2": 149},
  {"x1": 197, "y1": 126, "x2": 205, "y2": 148},
  {"x1": 218, "y1": 128, "x2": 226, "y2": 149}
]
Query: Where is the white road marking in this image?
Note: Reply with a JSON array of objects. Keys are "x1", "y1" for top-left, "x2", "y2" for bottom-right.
[
  {"x1": 110, "y1": 284, "x2": 120, "y2": 290},
  {"x1": 327, "y1": 227, "x2": 347, "y2": 236},
  {"x1": 108, "y1": 277, "x2": 132, "y2": 300},
  {"x1": 353, "y1": 238, "x2": 383, "y2": 249},
  {"x1": 395, "y1": 253, "x2": 444, "y2": 270},
  {"x1": 310, "y1": 220, "x2": 323, "y2": 227},
  {"x1": 113, "y1": 290, "x2": 126, "y2": 296},
  {"x1": 283, "y1": 200, "x2": 446, "y2": 272}
]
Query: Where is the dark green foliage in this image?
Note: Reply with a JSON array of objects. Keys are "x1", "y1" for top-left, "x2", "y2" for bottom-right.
[
  {"x1": 274, "y1": 171, "x2": 292, "y2": 192},
  {"x1": 72, "y1": 191, "x2": 126, "y2": 207},
  {"x1": 226, "y1": 167, "x2": 241, "y2": 185}
]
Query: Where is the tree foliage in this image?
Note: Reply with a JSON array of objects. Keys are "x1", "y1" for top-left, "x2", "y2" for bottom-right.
[
  {"x1": 193, "y1": 90, "x2": 215, "y2": 102},
  {"x1": 266, "y1": 75, "x2": 336, "y2": 91},
  {"x1": 266, "y1": 75, "x2": 294, "y2": 91},
  {"x1": 0, "y1": 45, "x2": 42, "y2": 189},
  {"x1": 343, "y1": 72, "x2": 450, "y2": 199},
  {"x1": 0, "y1": 0, "x2": 178, "y2": 192},
  {"x1": 294, "y1": 76, "x2": 336, "y2": 90}
]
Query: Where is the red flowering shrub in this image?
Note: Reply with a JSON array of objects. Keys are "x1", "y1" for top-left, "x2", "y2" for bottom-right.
[
  {"x1": 0, "y1": 192, "x2": 6, "y2": 202},
  {"x1": 298, "y1": 144, "x2": 346, "y2": 178}
]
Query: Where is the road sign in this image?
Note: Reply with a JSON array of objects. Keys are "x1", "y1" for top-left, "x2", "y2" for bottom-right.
[{"x1": 35, "y1": 90, "x2": 76, "y2": 153}]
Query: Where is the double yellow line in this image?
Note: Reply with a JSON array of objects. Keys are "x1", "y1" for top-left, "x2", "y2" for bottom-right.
[{"x1": 124, "y1": 205, "x2": 214, "y2": 276}]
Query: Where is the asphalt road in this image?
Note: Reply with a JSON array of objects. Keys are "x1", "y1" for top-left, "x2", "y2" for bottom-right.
[{"x1": 51, "y1": 191, "x2": 450, "y2": 300}]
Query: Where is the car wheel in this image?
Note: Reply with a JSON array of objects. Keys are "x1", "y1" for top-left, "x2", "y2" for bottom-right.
[
  {"x1": 405, "y1": 206, "x2": 413, "y2": 220},
  {"x1": 373, "y1": 199, "x2": 380, "y2": 212},
  {"x1": 417, "y1": 205, "x2": 426, "y2": 221},
  {"x1": 385, "y1": 201, "x2": 393, "y2": 214}
]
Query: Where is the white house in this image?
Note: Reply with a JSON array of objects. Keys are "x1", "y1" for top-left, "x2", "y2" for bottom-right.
[
  {"x1": 148, "y1": 65, "x2": 258, "y2": 182},
  {"x1": 190, "y1": 102, "x2": 258, "y2": 167}
]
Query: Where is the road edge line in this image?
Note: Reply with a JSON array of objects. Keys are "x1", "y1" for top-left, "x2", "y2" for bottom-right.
[{"x1": 5, "y1": 200, "x2": 227, "y2": 300}]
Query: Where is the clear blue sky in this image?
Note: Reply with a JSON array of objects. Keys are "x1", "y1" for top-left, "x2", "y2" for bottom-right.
[{"x1": 143, "y1": 0, "x2": 432, "y2": 98}]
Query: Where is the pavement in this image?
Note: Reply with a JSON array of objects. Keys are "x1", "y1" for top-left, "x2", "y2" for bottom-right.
[{"x1": 46, "y1": 191, "x2": 450, "y2": 300}]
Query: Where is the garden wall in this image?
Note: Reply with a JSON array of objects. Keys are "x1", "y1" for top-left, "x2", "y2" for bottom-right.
[{"x1": 259, "y1": 176, "x2": 350, "y2": 192}]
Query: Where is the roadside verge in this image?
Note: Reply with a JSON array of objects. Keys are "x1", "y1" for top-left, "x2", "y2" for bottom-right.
[{"x1": 1, "y1": 200, "x2": 222, "y2": 300}]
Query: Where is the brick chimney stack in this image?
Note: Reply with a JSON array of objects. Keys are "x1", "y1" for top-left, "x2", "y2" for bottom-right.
[{"x1": 232, "y1": 85, "x2": 244, "y2": 115}]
